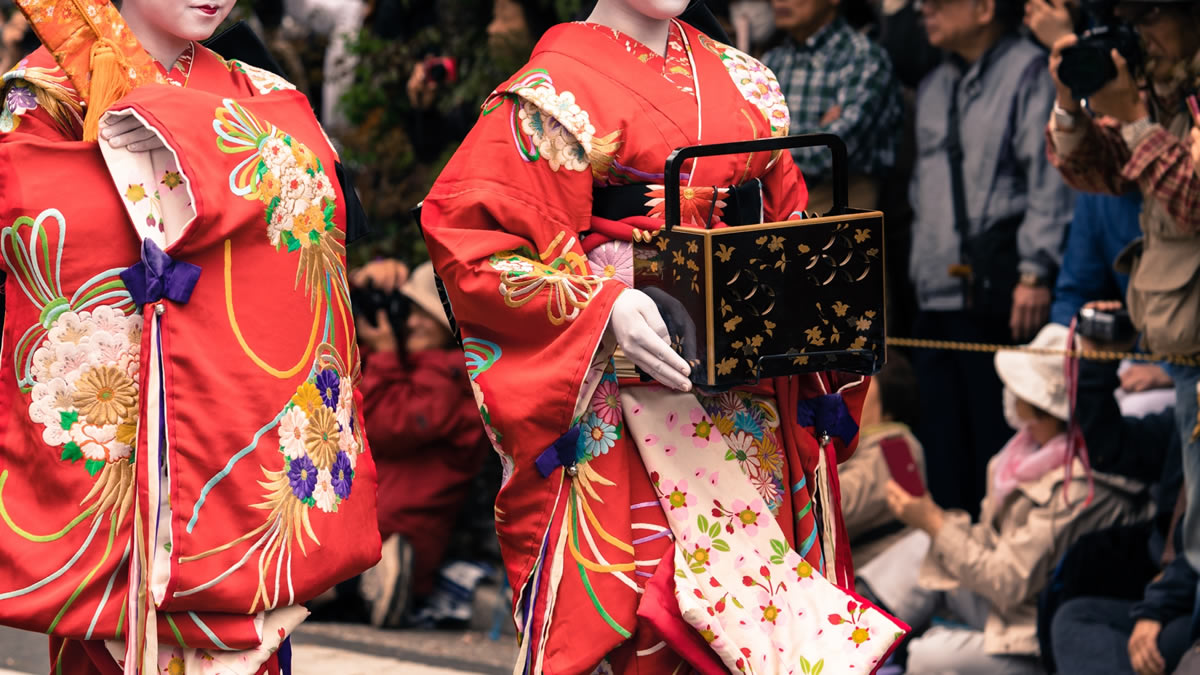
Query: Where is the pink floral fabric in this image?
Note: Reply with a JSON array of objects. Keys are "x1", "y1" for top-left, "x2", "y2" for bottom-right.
[{"x1": 620, "y1": 385, "x2": 904, "y2": 673}]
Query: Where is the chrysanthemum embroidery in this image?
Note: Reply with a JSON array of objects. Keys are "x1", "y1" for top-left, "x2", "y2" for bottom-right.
[
  {"x1": 184, "y1": 355, "x2": 366, "y2": 613},
  {"x1": 213, "y1": 99, "x2": 345, "y2": 308}
]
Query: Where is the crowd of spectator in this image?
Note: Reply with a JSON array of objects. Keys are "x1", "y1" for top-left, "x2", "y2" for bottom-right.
[
  {"x1": 310, "y1": 0, "x2": 1200, "y2": 671},
  {"x1": 1, "y1": 0, "x2": 1193, "y2": 670}
]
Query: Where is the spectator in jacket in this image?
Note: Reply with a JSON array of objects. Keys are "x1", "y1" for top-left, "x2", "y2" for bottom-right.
[
  {"x1": 355, "y1": 261, "x2": 490, "y2": 628},
  {"x1": 909, "y1": 0, "x2": 1074, "y2": 516},
  {"x1": 839, "y1": 351, "x2": 928, "y2": 566},
  {"x1": 1052, "y1": 517, "x2": 1195, "y2": 675},
  {"x1": 1033, "y1": 302, "x2": 1182, "y2": 672},
  {"x1": 762, "y1": 0, "x2": 904, "y2": 212},
  {"x1": 1047, "y1": 191, "x2": 1176, "y2": 417},
  {"x1": 1046, "y1": 0, "x2": 1200, "y2": 577},
  {"x1": 857, "y1": 324, "x2": 1150, "y2": 673}
]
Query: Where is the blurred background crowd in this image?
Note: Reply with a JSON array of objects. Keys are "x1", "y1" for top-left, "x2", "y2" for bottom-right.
[{"x1": 5, "y1": 0, "x2": 1200, "y2": 672}]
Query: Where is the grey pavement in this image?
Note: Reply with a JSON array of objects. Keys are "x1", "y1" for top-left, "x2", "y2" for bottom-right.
[{"x1": 0, "y1": 622, "x2": 517, "y2": 674}]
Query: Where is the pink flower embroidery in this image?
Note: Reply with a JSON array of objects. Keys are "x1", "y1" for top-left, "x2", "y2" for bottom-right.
[
  {"x1": 730, "y1": 498, "x2": 765, "y2": 537},
  {"x1": 690, "y1": 408, "x2": 714, "y2": 448},
  {"x1": 589, "y1": 380, "x2": 622, "y2": 426},
  {"x1": 659, "y1": 478, "x2": 697, "y2": 515},
  {"x1": 587, "y1": 240, "x2": 634, "y2": 287}
]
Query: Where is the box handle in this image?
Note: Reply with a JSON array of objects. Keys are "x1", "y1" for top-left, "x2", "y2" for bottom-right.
[{"x1": 663, "y1": 133, "x2": 848, "y2": 230}]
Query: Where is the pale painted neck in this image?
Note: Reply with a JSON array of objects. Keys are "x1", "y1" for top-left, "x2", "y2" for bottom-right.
[
  {"x1": 587, "y1": 4, "x2": 673, "y2": 58},
  {"x1": 121, "y1": 7, "x2": 190, "y2": 70}
]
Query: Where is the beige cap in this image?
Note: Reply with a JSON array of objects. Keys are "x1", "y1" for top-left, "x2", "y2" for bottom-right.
[{"x1": 401, "y1": 262, "x2": 451, "y2": 332}]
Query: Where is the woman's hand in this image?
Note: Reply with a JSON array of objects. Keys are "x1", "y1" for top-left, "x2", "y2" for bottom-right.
[
  {"x1": 611, "y1": 289, "x2": 691, "y2": 392},
  {"x1": 885, "y1": 481, "x2": 945, "y2": 536},
  {"x1": 100, "y1": 115, "x2": 166, "y2": 152}
]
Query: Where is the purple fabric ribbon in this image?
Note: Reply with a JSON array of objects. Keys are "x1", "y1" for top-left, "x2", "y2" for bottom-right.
[
  {"x1": 796, "y1": 393, "x2": 859, "y2": 446},
  {"x1": 119, "y1": 239, "x2": 201, "y2": 306},
  {"x1": 535, "y1": 426, "x2": 581, "y2": 478}
]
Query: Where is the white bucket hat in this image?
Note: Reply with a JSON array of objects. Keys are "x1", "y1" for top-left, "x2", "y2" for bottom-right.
[
  {"x1": 994, "y1": 323, "x2": 1075, "y2": 422},
  {"x1": 400, "y1": 261, "x2": 451, "y2": 333}
]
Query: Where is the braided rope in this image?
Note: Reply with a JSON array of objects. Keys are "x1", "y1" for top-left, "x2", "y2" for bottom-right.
[{"x1": 886, "y1": 336, "x2": 1200, "y2": 366}]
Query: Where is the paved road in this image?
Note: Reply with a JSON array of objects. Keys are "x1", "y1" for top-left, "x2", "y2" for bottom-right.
[{"x1": 0, "y1": 623, "x2": 517, "y2": 674}]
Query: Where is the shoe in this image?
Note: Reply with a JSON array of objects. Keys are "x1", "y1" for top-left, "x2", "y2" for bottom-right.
[{"x1": 362, "y1": 534, "x2": 414, "y2": 628}]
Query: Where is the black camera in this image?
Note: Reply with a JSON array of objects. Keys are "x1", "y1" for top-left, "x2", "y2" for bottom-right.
[
  {"x1": 1076, "y1": 306, "x2": 1137, "y2": 344},
  {"x1": 1057, "y1": 0, "x2": 1144, "y2": 100},
  {"x1": 350, "y1": 280, "x2": 411, "y2": 343}
]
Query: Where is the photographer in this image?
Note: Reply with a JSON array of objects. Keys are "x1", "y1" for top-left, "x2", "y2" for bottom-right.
[
  {"x1": 1045, "y1": 0, "x2": 1200, "y2": 574},
  {"x1": 353, "y1": 260, "x2": 491, "y2": 628}
]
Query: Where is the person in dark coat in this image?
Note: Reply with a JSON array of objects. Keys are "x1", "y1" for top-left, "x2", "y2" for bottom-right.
[{"x1": 354, "y1": 261, "x2": 491, "y2": 628}]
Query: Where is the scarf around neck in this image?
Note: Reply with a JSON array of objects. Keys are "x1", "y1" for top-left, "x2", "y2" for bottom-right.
[{"x1": 991, "y1": 429, "x2": 1070, "y2": 506}]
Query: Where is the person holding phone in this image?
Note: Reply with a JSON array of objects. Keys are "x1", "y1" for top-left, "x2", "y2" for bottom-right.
[
  {"x1": 838, "y1": 352, "x2": 928, "y2": 565},
  {"x1": 857, "y1": 324, "x2": 1153, "y2": 673}
]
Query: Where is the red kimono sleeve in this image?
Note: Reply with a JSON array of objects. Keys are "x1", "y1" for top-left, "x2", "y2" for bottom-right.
[
  {"x1": 760, "y1": 149, "x2": 809, "y2": 222},
  {"x1": 421, "y1": 93, "x2": 625, "y2": 464}
]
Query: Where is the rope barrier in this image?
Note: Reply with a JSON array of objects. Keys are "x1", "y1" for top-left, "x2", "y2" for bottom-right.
[{"x1": 886, "y1": 336, "x2": 1200, "y2": 367}]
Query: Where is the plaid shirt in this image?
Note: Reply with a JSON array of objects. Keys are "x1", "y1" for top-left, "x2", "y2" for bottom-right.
[
  {"x1": 761, "y1": 18, "x2": 902, "y2": 184},
  {"x1": 1047, "y1": 109, "x2": 1200, "y2": 234}
]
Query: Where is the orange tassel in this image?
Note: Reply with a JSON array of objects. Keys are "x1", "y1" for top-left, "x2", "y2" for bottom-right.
[{"x1": 81, "y1": 39, "x2": 131, "y2": 142}]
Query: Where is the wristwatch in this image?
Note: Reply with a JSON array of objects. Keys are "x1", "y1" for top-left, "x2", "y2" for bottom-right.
[
  {"x1": 1019, "y1": 271, "x2": 1047, "y2": 288},
  {"x1": 1053, "y1": 103, "x2": 1081, "y2": 131},
  {"x1": 1120, "y1": 116, "x2": 1156, "y2": 148}
]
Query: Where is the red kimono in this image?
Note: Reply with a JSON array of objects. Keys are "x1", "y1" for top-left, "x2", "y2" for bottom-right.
[
  {"x1": 422, "y1": 20, "x2": 901, "y2": 675},
  {"x1": 0, "y1": 33, "x2": 379, "y2": 675}
]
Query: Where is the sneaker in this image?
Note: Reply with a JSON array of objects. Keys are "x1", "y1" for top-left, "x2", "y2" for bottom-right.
[{"x1": 362, "y1": 534, "x2": 414, "y2": 628}]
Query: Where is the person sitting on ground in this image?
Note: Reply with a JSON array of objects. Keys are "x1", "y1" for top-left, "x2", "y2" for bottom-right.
[
  {"x1": 354, "y1": 260, "x2": 491, "y2": 628},
  {"x1": 1035, "y1": 300, "x2": 1184, "y2": 674},
  {"x1": 839, "y1": 351, "x2": 927, "y2": 565},
  {"x1": 857, "y1": 323, "x2": 1152, "y2": 674}
]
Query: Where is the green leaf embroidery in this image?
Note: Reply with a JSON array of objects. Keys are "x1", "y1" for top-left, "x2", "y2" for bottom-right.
[
  {"x1": 59, "y1": 410, "x2": 78, "y2": 431},
  {"x1": 60, "y1": 442, "x2": 83, "y2": 463},
  {"x1": 711, "y1": 539, "x2": 731, "y2": 552},
  {"x1": 708, "y1": 523, "x2": 721, "y2": 539},
  {"x1": 799, "y1": 657, "x2": 812, "y2": 675},
  {"x1": 283, "y1": 231, "x2": 302, "y2": 253},
  {"x1": 770, "y1": 539, "x2": 788, "y2": 557},
  {"x1": 675, "y1": 569, "x2": 687, "y2": 579},
  {"x1": 724, "y1": 450, "x2": 736, "y2": 461},
  {"x1": 322, "y1": 201, "x2": 335, "y2": 221},
  {"x1": 84, "y1": 460, "x2": 104, "y2": 477},
  {"x1": 164, "y1": 542, "x2": 172, "y2": 553},
  {"x1": 769, "y1": 555, "x2": 784, "y2": 565},
  {"x1": 308, "y1": 229, "x2": 321, "y2": 245},
  {"x1": 812, "y1": 660, "x2": 824, "y2": 675},
  {"x1": 697, "y1": 515, "x2": 710, "y2": 533},
  {"x1": 690, "y1": 564, "x2": 705, "y2": 574},
  {"x1": 731, "y1": 596, "x2": 744, "y2": 609}
]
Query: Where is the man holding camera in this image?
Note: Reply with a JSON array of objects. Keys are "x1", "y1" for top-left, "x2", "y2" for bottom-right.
[{"x1": 1045, "y1": 0, "x2": 1200, "y2": 580}]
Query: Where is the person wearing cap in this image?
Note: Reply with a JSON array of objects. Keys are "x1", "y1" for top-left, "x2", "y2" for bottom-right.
[
  {"x1": 354, "y1": 261, "x2": 490, "y2": 629},
  {"x1": 858, "y1": 324, "x2": 1151, "y2": 673}
]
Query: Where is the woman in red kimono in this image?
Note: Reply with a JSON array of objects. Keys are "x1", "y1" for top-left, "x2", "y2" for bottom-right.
[
  {"x1": 0, "y1": 0, "x2": 379, "y2": 673},
  {"x1": 421, "y1": 1, "x2": 905, "y2": 673}
]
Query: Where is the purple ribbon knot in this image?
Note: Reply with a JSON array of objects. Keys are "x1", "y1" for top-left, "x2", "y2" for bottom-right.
[
  {"x1": 120, "y1": 239, "x2": 202, "y2": 307},
  {"x1": 796, "y1": 393, "x2": 859, "y2": 446},
  {"x1": 535, "y1": 426, "x2": 581, "y2": 478}
]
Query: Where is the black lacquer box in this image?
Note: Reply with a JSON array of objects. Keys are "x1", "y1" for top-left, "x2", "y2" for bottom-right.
[{"x1": 633, "y1": 134, "x2": 886, "y2": 387}]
